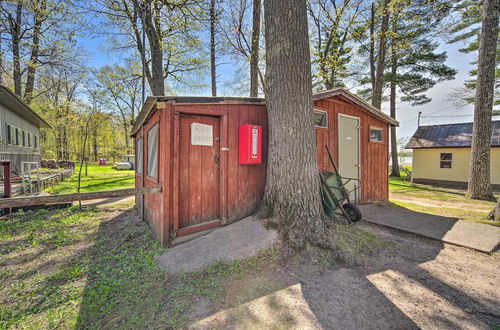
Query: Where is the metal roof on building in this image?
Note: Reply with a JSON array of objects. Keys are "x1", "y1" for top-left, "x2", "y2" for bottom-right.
[
  {"x1": 0, "y1": 85, "x2": 51, "y2": 129},
  {"x1": 406, "y1": 120, "x2": 500, "y2": 149}
]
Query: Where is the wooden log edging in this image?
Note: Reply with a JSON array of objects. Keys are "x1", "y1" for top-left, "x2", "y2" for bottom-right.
[{"x1": 0, "y1": 186, "x2": 161, "y2": 208}]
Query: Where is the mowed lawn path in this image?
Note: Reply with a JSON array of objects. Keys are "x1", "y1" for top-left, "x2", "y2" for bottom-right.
[
  {"x1": 45, "y1": 164, "x2": 135, "y2": 194},
  {"x1": 389, "y1": 174, "x2": 500, "y2": 227}
]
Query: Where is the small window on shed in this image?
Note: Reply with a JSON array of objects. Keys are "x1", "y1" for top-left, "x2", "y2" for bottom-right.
[
  {"x1": 147, "y1": 124, "x2": 158, "y2": 179},
  {"x1": 370, "y1": 127, "x2": 384, "y2": 142},
  {"x1": 440, "y1": 153, "x2": 452, "y2": 169},
  {"x1": 314, "y1": 110, "x2": 328, "y2": 128},
  {"x1": 136, "y1": 138, "x2": 143, "y2": 175}
]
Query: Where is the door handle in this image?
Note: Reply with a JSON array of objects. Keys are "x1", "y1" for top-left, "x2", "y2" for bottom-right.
[{"x1": 215, "y1": 154, "x2": 220, "y2": 164}]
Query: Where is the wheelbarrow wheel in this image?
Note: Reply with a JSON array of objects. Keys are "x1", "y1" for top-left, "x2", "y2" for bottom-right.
[{"x1": 343, "y1": 203, "x2": 362, "y2": 222}]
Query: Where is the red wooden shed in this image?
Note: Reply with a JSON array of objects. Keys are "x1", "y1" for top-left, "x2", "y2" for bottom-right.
[{"x1": 131, "y1": 89, "x2": 398, "y2": 245}]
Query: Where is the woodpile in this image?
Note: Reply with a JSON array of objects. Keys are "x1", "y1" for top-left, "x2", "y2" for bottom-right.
[
  {"x1": 41, "y1": 159, "x2": 57, "y2": 169},
  {"x1": 40, "y1": 159, "x2": 75, "y2": 169},
  {"x1": 57, "y1": 160, "x2": 75, "y2": 169}
]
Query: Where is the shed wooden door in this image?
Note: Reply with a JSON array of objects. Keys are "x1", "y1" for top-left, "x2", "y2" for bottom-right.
[
  {"x1": 178, "y1": 115, "x2": 220, "y2": 228},
  {"x1": 338, "y1": 115, "x2": 360, "y2": 200}
]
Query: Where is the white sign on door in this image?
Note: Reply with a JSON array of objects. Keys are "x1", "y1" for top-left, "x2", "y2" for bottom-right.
[{"x1": 191, "y1": 123, "x2": 213, "y2": 146}]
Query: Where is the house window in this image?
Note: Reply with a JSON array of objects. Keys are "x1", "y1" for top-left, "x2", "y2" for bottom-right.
[
  {"x1": 370, "y1": 127, "x2": 384, "y2": 142},
  {"x1": 16, "y1": 128, "x2": 22, "y2": 146},
  {"x1": 27, "y1": 132, "x2": 32, "y2": 148},
  {"x1": 22, "y1": 131, "x2": 26, "y2": 147},
  {"x1": 7, "y1": 124, "x2": 15, "y2": 145},
  {"x1": 147, "y1": 124, "x2": 158, "y2": 179},
  {"x1": 136, "y1": 138, "x2": 143, "y2": 175},
  {"x1": 440, "y1": 153, "x2": 452, "y2": 168},
  {"x1": 34, "y1": 135, "x2": 38, "y2": 149},
  {"x1": 314, "y1": 110, "x2": 328, "y2": 128}
]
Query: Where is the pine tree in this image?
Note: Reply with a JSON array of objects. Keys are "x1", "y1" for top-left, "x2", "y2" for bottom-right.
[
  {"x1": 386, "y1": 2, "x2": 456, "y2": 176},
  {"x1": 448, "y1": 0, "x2": 500, "y2": 108}
]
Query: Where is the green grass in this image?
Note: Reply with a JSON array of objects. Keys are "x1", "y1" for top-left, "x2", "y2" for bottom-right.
[
  {"x1": 389, "y1": 171, "x2": 499, "y2": 226},
  {"x1": 45, "y1": 164, "x2": 135, "y2": 194},
  {"x1": 0, "y1": 203, "x2": 281, "y2": 329}
]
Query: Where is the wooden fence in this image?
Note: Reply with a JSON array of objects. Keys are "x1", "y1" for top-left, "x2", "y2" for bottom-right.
[{"x1": 0, "y1": 186, "x2": 161, "y2": 209}]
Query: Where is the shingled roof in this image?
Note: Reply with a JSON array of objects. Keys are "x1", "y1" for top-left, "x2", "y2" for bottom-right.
[{"x1": 406, "y1": 120, "x2": 500, "y2": 149}]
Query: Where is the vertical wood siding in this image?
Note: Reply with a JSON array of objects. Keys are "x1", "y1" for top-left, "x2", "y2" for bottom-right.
[
  {"x1": 136, "y1": 96, "x2": 389, "y2": 244},
  {"x1": 313, "y1": 98, "x2": 389, "y2": 203}
]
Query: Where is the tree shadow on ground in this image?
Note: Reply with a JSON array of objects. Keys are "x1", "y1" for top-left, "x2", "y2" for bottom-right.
[{"x1": 73, "y1": 204, "x2": 500, "y2": 329}]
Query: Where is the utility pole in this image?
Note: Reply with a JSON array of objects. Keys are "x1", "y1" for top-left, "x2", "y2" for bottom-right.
[{"x1": 417, "y1": 111, "x2": 422, "y2": 127}]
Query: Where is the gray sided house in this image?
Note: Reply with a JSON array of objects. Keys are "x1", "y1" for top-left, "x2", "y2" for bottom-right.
[{"x1": 0, "y1": 86, "x2": 51, "y2": 174}]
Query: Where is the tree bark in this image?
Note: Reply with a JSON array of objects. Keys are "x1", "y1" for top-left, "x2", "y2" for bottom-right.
[
  {"x1": 372, "y1": 0, "x2": 390, "y2": 109},
  {"x1": 389, "y1": 14, "x2": 399, "y2": 177},
  {"x1": 250, "y1": 0, "x2": 261, "y2": 97},
  {"x1": 133, "y1": 0, "x2": 165, "y2": 95},
  {"x1": 262, "y1": 0, "x2": 329, "y2": 250},
  {"x1": 466, "y1": 0, "x2": 499, "y2": 201},
  {"x1": 24, "y1": 0, "x2": 47, "y2": 105},
  {"x1": 489, "y1": 198, "x2": 500, "y2": 221},
  {"x1": 369, "y1": 2, "x2": 375, "y2": 93},
  {"x1": 9, "y1": 2, "x2": 23, "y2": 97},
  {"x1": 210, "y1": 0, "x2": 217, "y2": 96}
]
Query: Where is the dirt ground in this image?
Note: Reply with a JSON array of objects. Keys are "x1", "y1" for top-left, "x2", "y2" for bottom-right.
[
  {"x1": 2, "y1": 198, "x2": 498, "y2": 329},
  {"x1": 191, "y1": 222, "x2": 500, "y2": 329}
]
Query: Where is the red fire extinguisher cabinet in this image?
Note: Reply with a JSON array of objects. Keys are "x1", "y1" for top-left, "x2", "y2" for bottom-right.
[{"x1": 239, "y1": 124, "x2": 262, "y2": 164}]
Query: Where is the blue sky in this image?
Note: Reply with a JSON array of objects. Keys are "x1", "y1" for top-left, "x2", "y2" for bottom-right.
[
  {"x1": 386, "y1": 41, "x2": 477, "y2": 139},
  {"x1": 77, "y1": 31, "x2": 478, "y2": 140}
]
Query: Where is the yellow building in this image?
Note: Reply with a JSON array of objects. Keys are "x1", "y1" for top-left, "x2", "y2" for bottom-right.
[{"x1": 406, "y1": 121, "x2": 500, "y2": 188}]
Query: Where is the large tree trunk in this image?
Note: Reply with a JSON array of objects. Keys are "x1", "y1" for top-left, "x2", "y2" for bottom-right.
[
  {"x1": 9, "y1": 3, "x2": 23, "y2": 97},
  {"x1": 466, "y1": 0, "x2": 499, "y2": 201},
  {"x1": 24, "y1": 0, "x2": 47, "y2": 105},
  {"x1": 389, "y1": 15, "x2": 399, "y2": 177},
  {"x1": 148, "y1": 39, "x2": 165, "y2": 96},
  {"x1": 489, "y1": 199, "x2": 500, "y2": 221},
  {"x1": 210, "y1": 0, "x2": 217, "y2": 96},
  {"x1": 250, "y1": 0, "x2": 261, "y2": 97},
  {"x1": 134, "y1": 0, "x2": 165, "y2": 95},
  {"x1": 262, "y1": 0, "x2": 329, "y2": 250},
  {"x1": 369, "y1": 2, "x2": 375, "y2": 93},
  {"x1": 372, "y1": 0, "x2": 390, "y2": 109}
]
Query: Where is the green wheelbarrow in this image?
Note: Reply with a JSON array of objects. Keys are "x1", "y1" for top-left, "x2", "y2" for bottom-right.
[{"x1": 320, "y1": 146, "x2": 362, "y2": 223}]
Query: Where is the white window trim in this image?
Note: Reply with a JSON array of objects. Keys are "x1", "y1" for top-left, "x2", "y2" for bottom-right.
[
  {"x1": 440, "y1": 152, "x2": 453, "y2": 169},
  {"x1": 136, "y1": 137, "x2": 143, "y2": 175},
  {"x1": 147, "y1": 123, "x2": 159, "y2": 179},
  {"x1": 369, "y1": 127, "x2": 384, "y2": 142},
  {"x1": 313, "y1": 109, "x2": 328, "y2": 128}
]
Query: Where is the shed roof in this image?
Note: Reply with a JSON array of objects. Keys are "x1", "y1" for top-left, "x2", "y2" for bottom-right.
[
  {"x1": 406, "y1": 120, "x2": 500, "y2": 149},
  {"x1": 0, "y1": 85, "x2": 51, "y2": 129},
  {"x1": 131, "y1": 96, "x2": 265, "y2": 135},
  {"x1": 313, "y1": 88, "x2": 399, "y2": 126},
  {"x1": 130, "y1": 89, "x2": 399, "y2": 136}
]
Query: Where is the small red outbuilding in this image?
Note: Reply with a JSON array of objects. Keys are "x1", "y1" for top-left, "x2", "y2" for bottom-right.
[{"x1": 131, "y1": 88, "x2": 398, "y2": 244}]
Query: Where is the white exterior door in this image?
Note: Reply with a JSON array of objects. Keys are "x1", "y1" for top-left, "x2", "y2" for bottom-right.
[{"x1": 338, "y1": 115, "x2": 360, "y2": 200}]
